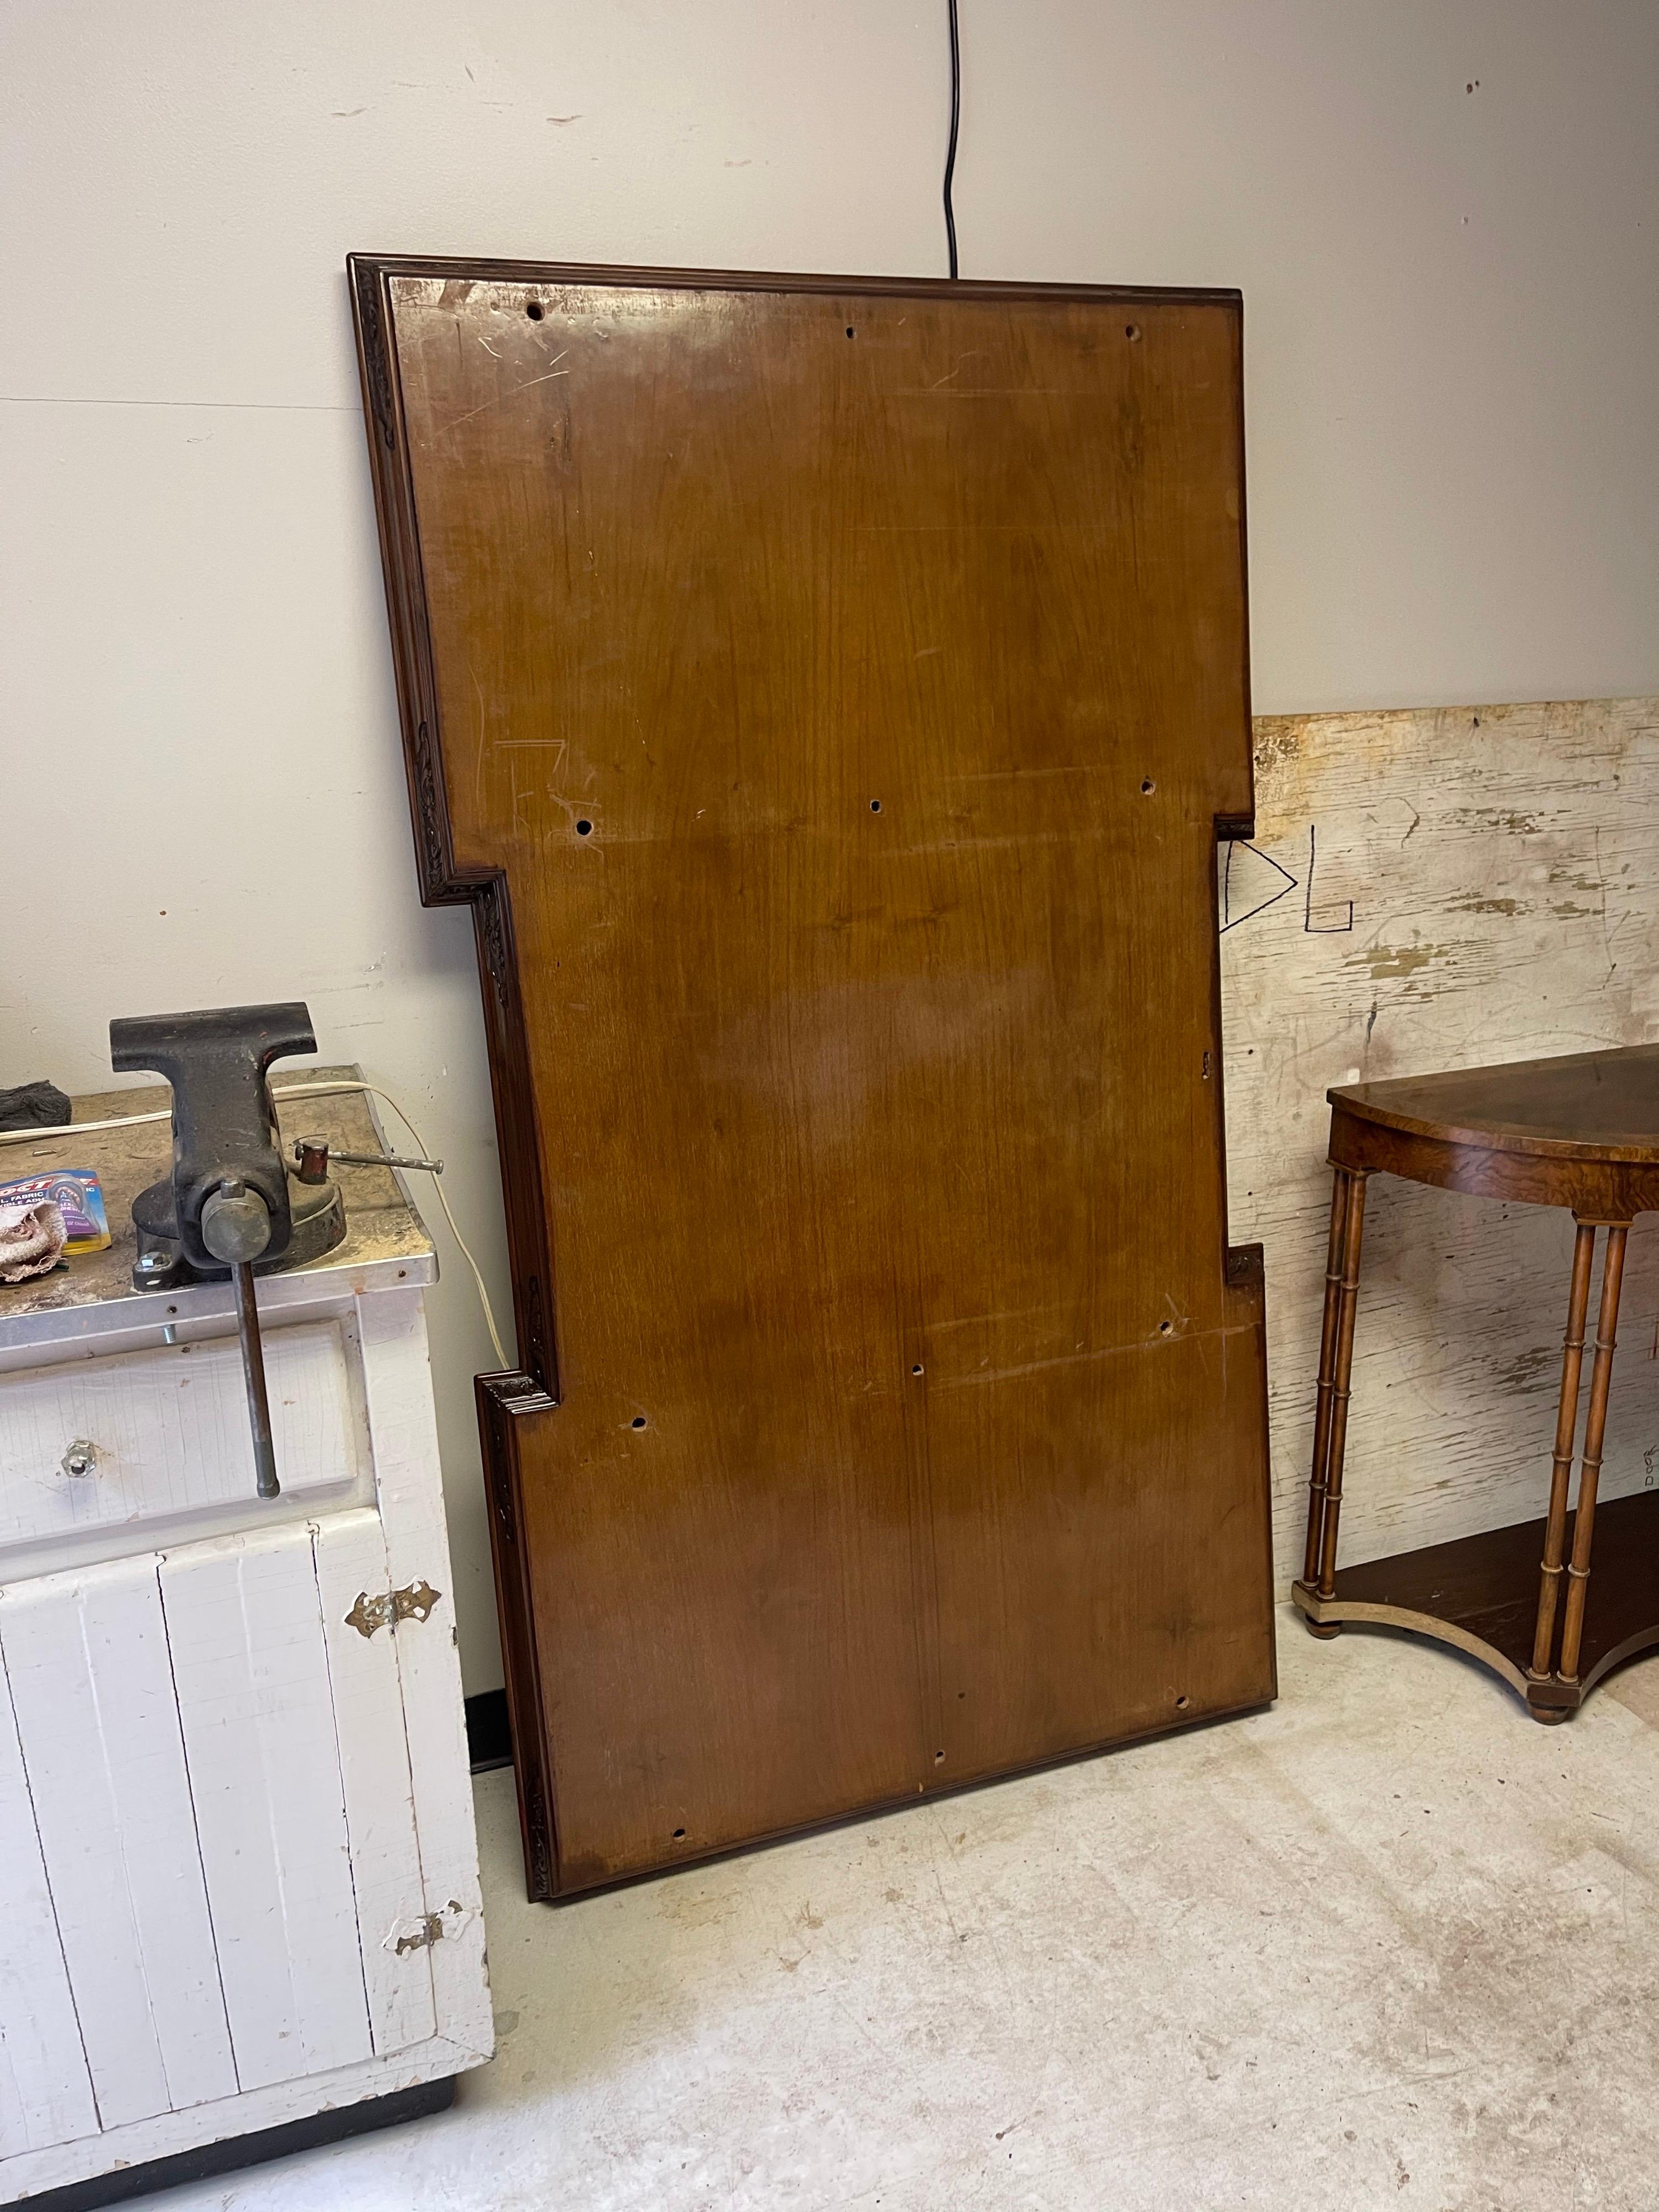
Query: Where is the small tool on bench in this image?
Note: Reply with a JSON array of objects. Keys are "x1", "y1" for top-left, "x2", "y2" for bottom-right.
[
  {"x1": 291, "y1": 1136, "x2": 443, "y2": 1179},
  {"x1": 109, "y1": 1003, "x2": 347, "y2": 1500}
]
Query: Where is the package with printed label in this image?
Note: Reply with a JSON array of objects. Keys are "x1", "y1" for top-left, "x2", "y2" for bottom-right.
[{"x1": 0, "y1": 1170, "x2": 112, "y2": 1254}]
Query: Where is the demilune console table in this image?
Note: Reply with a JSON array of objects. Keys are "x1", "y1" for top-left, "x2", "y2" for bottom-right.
[{"x1": 1293, "y1": 1043, "x2": 1659, "y2": 1724}]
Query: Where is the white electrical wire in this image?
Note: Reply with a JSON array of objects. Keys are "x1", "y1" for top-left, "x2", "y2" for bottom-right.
[
  {"x1": 0, "y1": 1107, "x2": 172, "y2": 1145},
  {"x1": 0, "y1": 1080, "x2": 510, "y2": 1368},
  {"x1": 275, "y1": 1081, "x2": 509, "y2": 1367}
]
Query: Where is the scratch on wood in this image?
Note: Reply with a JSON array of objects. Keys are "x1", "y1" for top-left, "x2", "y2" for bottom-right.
[
  {"x1": 442, "y1": 356, "x2": 570, "y2": 435},
  {"x1": 1446, "y1": 807, "x2": 1543, "y2": 834}
]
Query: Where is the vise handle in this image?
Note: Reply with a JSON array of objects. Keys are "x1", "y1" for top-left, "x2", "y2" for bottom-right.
[{"x1": 109, "y1": 1003, "x2": 320, "y2": 1501}]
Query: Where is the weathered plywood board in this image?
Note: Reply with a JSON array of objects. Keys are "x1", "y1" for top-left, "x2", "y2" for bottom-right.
[{"x1": 1222, "y1": 696, "x2": 1659, "y2": 1586}]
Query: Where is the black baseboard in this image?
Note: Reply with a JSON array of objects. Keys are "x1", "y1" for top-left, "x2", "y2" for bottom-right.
[
  {"x1": 465, "y1": 1687, "x2": 513, "y2": 1772},
  {"x1": 19, "y1": 2077, "x2": 456, "y2": 2211}
]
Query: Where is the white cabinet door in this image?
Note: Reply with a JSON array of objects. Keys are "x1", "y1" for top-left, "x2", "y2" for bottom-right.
[
  {"x1": 0, "y1": 1507, "x2": 438, "y2": 2142},
  {"x1": 310, "y1": 1511, "x2": 441, "y2": 2056},
  {"x1": 0, "y1": 1649, "x2": 98, "y2": 2158},
  {"x1": 160, "y1": 1513, "x2": 437, "y2": 2088},
  {"x1": 0, "y1": 1554, "x2": 236, "y2": 2133}
]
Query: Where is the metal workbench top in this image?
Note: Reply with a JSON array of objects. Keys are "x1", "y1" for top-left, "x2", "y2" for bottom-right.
[{"x1": 0, "y1": 1066, "x2": 435, "y2": 1354}]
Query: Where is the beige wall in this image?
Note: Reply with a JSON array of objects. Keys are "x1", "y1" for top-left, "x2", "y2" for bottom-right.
[{"x1": 4, "y1": 2, "x2": 1657, "y2": 1690}]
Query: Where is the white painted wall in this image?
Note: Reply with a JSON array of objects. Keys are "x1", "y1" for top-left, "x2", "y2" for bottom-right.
[{"x1": 4, "y1": 2, "x2": 1657, "y2": 1692}]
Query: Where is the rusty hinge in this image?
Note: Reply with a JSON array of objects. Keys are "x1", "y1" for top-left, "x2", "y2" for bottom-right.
[
  {"x1": 392, "y1": 1912, "x2": 444, "y2": 1955},
  {"x1": 383, "y1": 1896, "x2": 474, "y2": 1955},
  {"x1": 345, "y1": 1578, "x2": 442, "y2": 1639}
]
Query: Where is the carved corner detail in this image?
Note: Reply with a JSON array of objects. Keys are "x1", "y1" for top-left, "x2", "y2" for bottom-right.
[
  {"x1": 519, "y1": 1273, "x2": 552, "y2": 1392},
  {"x1": 353, "y1": 262, "x2": 397, "y2": 453},
  {"x1": 522, "y1": 1766, "x2": 554, "y2": 1900},
  {"x1": 478, "y1": 881, "x2": 511, "y2": 1005},
  {"x1": 410, "y1": 717, "x2": 454, "y2": 899}
]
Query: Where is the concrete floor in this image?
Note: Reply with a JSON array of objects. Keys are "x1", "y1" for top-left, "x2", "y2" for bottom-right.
[{"x1": 158, "y1": 1610, "x2": 1659, "y2": 2211}]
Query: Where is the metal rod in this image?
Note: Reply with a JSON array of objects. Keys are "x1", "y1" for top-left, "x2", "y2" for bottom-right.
[
  {"x1": 328, "y1": 1147, "x2": 444, "y2": 1174},
  {"x1": 293, "y1": 1140, "x2": 442, "y2": 1175},
  {"x1": 232, "y1": 1260, "x2": 280, "y2": 1500}
]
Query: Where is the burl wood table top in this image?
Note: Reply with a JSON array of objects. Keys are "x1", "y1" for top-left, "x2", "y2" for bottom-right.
[{"x1": 1331, "y1": 1042, "x2": 1659, "y2": 1165}]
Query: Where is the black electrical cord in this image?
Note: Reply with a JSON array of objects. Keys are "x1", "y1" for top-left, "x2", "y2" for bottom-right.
[{"x1": 943, "y1": 0, "x2": 961, "y2": 277}]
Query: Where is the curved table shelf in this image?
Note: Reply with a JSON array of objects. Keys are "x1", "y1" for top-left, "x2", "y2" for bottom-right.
[{"x1": 1293, "y1": 1490, "x2": 1659, "y2": 1721}]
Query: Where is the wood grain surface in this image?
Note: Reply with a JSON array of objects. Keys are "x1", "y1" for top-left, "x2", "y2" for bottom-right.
[{"x1": 353, "y1": 259, "x2": 1274, "y2": 1895}]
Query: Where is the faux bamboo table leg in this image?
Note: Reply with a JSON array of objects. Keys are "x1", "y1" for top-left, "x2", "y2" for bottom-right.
[
  {"x1": 1298, "y1": 1167, "x2": 1368, "y2": 1631},
  {"x1": 1300, "y1": 1168, "x2": 1352, "y2": 1631},
  {"x1": 1295, "y1": 1050, "x2": 1659, "y2": 1721},
  {"x1": 1317, "y1": 1169, "x2": 1368, "y2": 1599},
  {"x1": 1556, "y1": 1224, "x2": 1630, "y2": 1690},
  {"x1": 1527, "y1": 1221, "x2": 1597, "y2": 1685}
]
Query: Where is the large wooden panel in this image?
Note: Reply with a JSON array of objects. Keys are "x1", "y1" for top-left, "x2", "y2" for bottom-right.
[{"x1": 353, "y1": 259, "x2": 1274, "y2": 1893}]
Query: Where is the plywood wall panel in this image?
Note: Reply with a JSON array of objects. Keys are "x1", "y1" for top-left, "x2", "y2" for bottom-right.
[{"x1": 1222, "y1": 696, "x2": 1659, "y2": 1583}]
